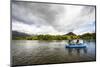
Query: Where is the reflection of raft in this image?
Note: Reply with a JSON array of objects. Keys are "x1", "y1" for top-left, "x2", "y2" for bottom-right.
[{"x1": 66, "y1": 44, "x2": 86, "y2": 48}]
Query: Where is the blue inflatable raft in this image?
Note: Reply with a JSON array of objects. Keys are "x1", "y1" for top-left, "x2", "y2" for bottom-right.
[{"x1": 65, "y1": 44, "x2": 86, "y2": 48}]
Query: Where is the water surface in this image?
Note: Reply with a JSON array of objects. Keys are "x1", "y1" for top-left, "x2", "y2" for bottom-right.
[{"x1": 11, "y1": 40, "x2": 96, "y2": 66}]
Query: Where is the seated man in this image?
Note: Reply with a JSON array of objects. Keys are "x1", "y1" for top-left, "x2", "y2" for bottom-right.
[
  {"x1": 76, "y1": 39, "x2": 80, "y2": 45},
  {"x1": 76, "y1": 39, "x2": 84, "y2": 45},
  {"x1": 68, "y1": 40, "x2": 74, "y2": 45}
]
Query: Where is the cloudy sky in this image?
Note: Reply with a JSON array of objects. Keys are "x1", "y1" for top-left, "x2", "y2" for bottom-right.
[{"x1": 12, "y1": 1, "x2": 96, "y2": 35}]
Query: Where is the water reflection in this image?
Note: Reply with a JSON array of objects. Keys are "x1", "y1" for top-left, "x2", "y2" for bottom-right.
[{"x1": 67, "y1": 48, "x2": 87, "y2": 55}]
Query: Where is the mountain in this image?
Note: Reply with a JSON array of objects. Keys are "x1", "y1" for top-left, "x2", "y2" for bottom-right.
[
  {"x1": 12, "y1": 31, "x2": 30, "y2": 37},
  {"x1": 65, "y1": 32, "x2": 76, "y2": 36},
  {"x1": 80, "y1": 32, "x2": 96, "y2": 39}
]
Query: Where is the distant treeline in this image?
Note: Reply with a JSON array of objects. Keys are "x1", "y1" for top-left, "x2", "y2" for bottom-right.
[
  {"x1": 12, "y1": 32, "x2": 96, "y2": 40},
  {"x1": 80, "y1": 33, "x2": 96, "y2": 40}
]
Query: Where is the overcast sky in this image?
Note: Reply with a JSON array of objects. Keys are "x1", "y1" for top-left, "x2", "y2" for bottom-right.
[{"x1": 12, "y1": 1, "x2": 95, "y2": 35}]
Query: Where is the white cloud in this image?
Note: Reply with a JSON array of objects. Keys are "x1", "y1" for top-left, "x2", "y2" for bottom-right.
[{"x1": 12, "y1": 20, "x2": 64, "y2": 35}]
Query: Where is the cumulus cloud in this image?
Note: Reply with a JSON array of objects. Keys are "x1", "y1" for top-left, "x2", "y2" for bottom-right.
[{"x1": 12, "y1": 1, "x2": 96, "y2": 35}]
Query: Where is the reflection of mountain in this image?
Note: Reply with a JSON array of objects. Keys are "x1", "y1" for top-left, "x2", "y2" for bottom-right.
[{"x1": 12, "y1": 31, "x2": 30, "y2": 37}]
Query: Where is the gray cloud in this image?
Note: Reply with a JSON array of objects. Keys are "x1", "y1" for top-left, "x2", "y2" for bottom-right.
[
  {"x1": 12, "y1": 2, "x2": 64, "y2": 26},
  {"x1": 79, "y1": 6, "x2": 95, "y2": 16},
  {"x1": 12, "y1": 1, "x2": 95, "y2": 35}
]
